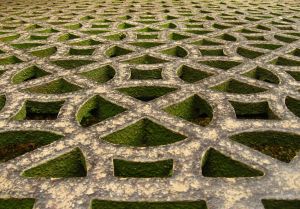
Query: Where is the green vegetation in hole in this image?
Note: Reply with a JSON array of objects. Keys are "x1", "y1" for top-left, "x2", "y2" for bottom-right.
[
  {"x1": 130, "y1": 68, "x2": 162, "y2": 80},
  {"x1": 31, "y1": 47, "x2": 57, "y2": 58},
  {"x1": 169, "y1": 32, "x2": 190, "y2": 40},
  {"x1": 113, "y1": 159, "x2": 173, "y2": 178},
  {"x1": 0, "y1": 56, "x2": 22, "y2": 65},
  {"x1": 81, "y1": 30, "x2": 109, "y2": 35},
  {"x1": 216, "y1": 33, "x2": 237, "y2": 41},
  {"x1": 199, "y1": 60, "x2": 241, "y2": 70},
  {"x1": 118, "y1": 22, "x2": 136, "y2": 29},
  {"x1": 0, "y1": 131, "x2": 63, "y2": 162},
  {"x1": 91, "y1": 200, "x2": 208, "y2": 209},
  {"x1": 137, "y1": 34, "x2": 158, "y2": 39},
  {"x1": 137, "y1": 27, "x2": 160, "y2": 32},
  {"x1": 243, "y1": 67, "x2": 279, "y2": 84},
  {"x1": 80, "y1": 15, "x2": 94, "y2": 21},
  {"x1": 291, "y1": 48, "x2": 300, "y2": 57},
  {"x1": 274, "y1": 35, "x2": 297, "y2": 43},
  {"x1": 105, "y1": 46, "x2": 133, "y2": 58},
  {"x1": 201, "y1": 148, "x2": 263, "y2": 177},
  {"x1": 237, "y1": 47, "x2": 264, "y2": 59},
  {"x1": 29, "y1": 35, "x2": 49, "y2": 40},
  {"x1": 91, "y1": 24, "x2": 110, "y2": 28},
  {"x1": 12, "y1": 66, "x2": 50, "y2": 84},
  {"x1": 164, "y1": 94, "x2": 213, "y2": 127},
  {"x1": 271, "y1": 57, "x2": 300, "y2": 66},
  {"x1": 23, "y1": 148, "x2": 87, "y2": 178},
  {"x1": 36, "y1": 28, "x2": 59, "y2": 33},
  {"x1": 122, "y1": 55, "x2": 168, "y2": 65},
  {"x1": 256, "y1": 24, "x2": 271, "y2": 31},
  {"x1": 161, "y1": 46, "x2": 188, "y2": 58},
  {"x1": 102, "y1": 118, "x2": 186, "y2": 147},
  {"x1": 0, "y1": 198, "x2": 35, "y2": 209},
  {"x1": 230, "y1": 131, "x2": 300, "y2": 163},
  {"x1": 11, "y1": 43, "x2": 44, "y2": 49},
  {"x1": 249, "y1": 43, "x2": 282, "y2": 50},
  {"x1": 58, "y1": 33, "x2": 79, "y2": 41},
  {"x1": 160, "y1": 23, "x2": 177, "y2": 29},
  {"x1": 229, "y1": 101, "x2": 278, "y2": 120},
  {"x1": 177, "y1": 65, "x2": 213, "y2": 83},
  {"x1": 129, "y1": 42, "x2": 165, "y2": 49},
  {"x1": 262, "y1": 199, "x2": 300, "y2": 209},
  {"x1": 79, "y1": 65, "x2": 115, "y2": 83},
  {"x1": 117, "y1": 86, "x2": 176, "y2": 101},
  {"x1": 213, "y1": 23, "x2": 231, "y2": 29},
  {"x1": 118, "y1": 15, "x2": 131, "y2": 20},
  {"x1": 285, "y1": 96, "x2": 300, "y2": 118},
  {"x1": 26, "y1": 24, "x2": 42, "y2": 30},
  {"x1": 0, "y1": 34, "x2": 20, "y2": 42},
  {"x1": 165, "y1": 15, "x2": 178, "y2": 20},
  {"x1": 64, "y1": 23, "x2": 82, "y2": 30},
  {"x1": 24, "y1": 78, "x2": 82, "y2": 94},
  {"x1": 285, "y1": 32, "x2": 300, "y2": 37},
  {"x1": 286, "y1": 71, "x2": 300, "y2": 81},
  {"x1": 185, "y1": 30, "x2": 212, "y2": 35},
  {"x1": 192, "y1": 39, "x2": 223, "y2": 46},
  {"x1": 104, "y1": 33, "x2": 126, "y2": 41},
  {"x1": 0, "y1": 49, "x2": 4, "y2": 54},
  {"x1": 51, "y1": 59, "x2": 95, "y2": 69},
  {"x1": 13, "y1": 100, "x2": 64, "y2": 120},
  {"x1": 77, "y1": 95, "x2": 126, "y2": 127},
  {"x1": 70, "y1": 39, "x2": 101, "y2": 46},
  {"x1": 185, "y1": 24, "x2": 203, "y2": 28},
  {"x1": 69, "y1": 48, "x2": 95, "y2": 56},
  {"x1": 211, "y1": 79, "x2": 267, "y2": 94},
  {"x1": 244, "y1": 35, "x2": 266, "y2": 41},
  {"x1": 0, "y1": 95, "x2": 5, "y2": 111},
  {"x1": 239, "y1": 28, "x2": 259, "y2": 34},
  {"x1": 200, "y1": 48, "x2": 225, "y2": 56}
]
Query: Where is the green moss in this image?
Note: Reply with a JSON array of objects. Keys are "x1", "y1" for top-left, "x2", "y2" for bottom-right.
[
  {"x1": 0, "y1": 95, "x2": 5, "y2": 111},
  {"x1": 0, "y1": 198, "x2": 35, "y2": 209},
  {"x1": 160, "y1": 23, "x2": 177, "y2": 29},
  {"x1": 91, "y1": 24, "x2": 110, "y2": 28},
  {"x1": 164, "y1": 95, "x2": 213, "y2": 127},
  {"x1": 237, "y1": 47, "x2": 264, "y2": 59},
  {"x1": 286, "y1": 71, "x2": 300, "y2": 81},
  {"x1": 13, "y1": 100, "x2": 64, "y2": 120},
  {"x1": 0, "y1": 34, "x2": 20, "y2": 42},
  {"x1": 118, "y1": 22, "x2": 136, "y2": 29},
  {"x1": 169, "y1": 32, "x2": 190, "y2": 40},
  {"x1": 58, "y1": 33, "x2": 79, "y2": 41},
  {"x1": 291, "y1": 48, "x2": 300, "y2": 57},
  {"x1": 185, "y1": 24, "x2": 203, "y2": 28},
  {"x1": 11, "y1": 43, "x2": 44, "y2": 49},
  {"x1": 213, "y1": 23, "x2": 231, "y2": 29},
  {"x1": 285, "y1": 96, "x2": 300, "y2": 118},
  {"x1": 137, "y1": 27, "x2": 160, "y2": 32},
  {"x1": 216, "y1": 33, "x2": 236, "y2": 41},
  {"x1": 79, "y1": 65, "x2": 115, "y2": 83},
  {"x1": 249, "y1": 44, "x2": 282, "y2": 50},
  {"x1": 69, "y1": 48, "x2": 95, "y2": 56},
  {"x1": 165, "y1": 15, "x2": 178, "y2": 20},
  {"x1": 76, "y1": 95, "x2": 126, "y2": 127},
  {"x1": 212, "y1": 79, "x2": 267, "y2": 94},
  {"x1": 177, "y1": 65, "x2": 212, "y2": 83},
  {"x1": 239, "y1": 28, "x2": 259, "y2": 34},
  {"x1": 81, "y1": 30, "x2": 109, "y2": 35},
  {"x1": 35, "y1": 28, "x2": 59, "y2": 33},
  {"x1": 105, "y1": 46, "x2": 133, "y2": 57},
  {"x1": 51, "y1": 59, "x2": 95, "y2": 69},
  {"x1": 113, "y1": 159, "x2": 173, "y2": 177},
  {"x1": 199, "y1": 60, "x2": 241, "y2": 70},
  {"x1": 0, "y1": 56, "x2": 22, "y2": 65},
  {"x1": 137, "y1": 34, "x2": 158, "y2": 39},
  {"x1": 191, "y1": 39, "x2": 223, "y2": 46},
  {"x1": 70, "y1": 39, "x2": 102, "y2": 46},
  {"x1": 104, "y1": 33, "x2": 126, "y2": 41},
  {"x1": 271, "y1": 57, "x2": 300, "y2": 66},
  {"x1": 201, "y1": 148, "x2": 263, "y2": 177},
  {"x1": 200, "y1": 49, "x2": 225, "y2": 56},
  {"x1": 130, "y1": 68, "x2": 162, "y2": 80},
  {"x1": 64, "y1": 23, "x2": 82, "y2": 30},
  {"x1": 230, "y1": 101, "x2": 278, "y2": 119},
  {"x1": 31, "y1": 47, "x2": 57, "y2": 58},
  {"x1": 29, "y1": 35, "x2": 49, "y2": 40},
  {"x1": 12, "y1": 66, "x2": 50, "y2": 84},
  {"x1": 117, "y1": 86, "x2": 176, "y2": 101},
  {"x1": 244, "y1": 35, "x2": 266, "y2": 41},
  {"x1": 91, "y1": 200, "x2": 208, "y2": 209},
  {"x1": 161, "y1": 46, "x2": 188, "y2": 58},
  {"x1": 0, "y1": 131, "x2": 63, "y2": 162},
  {"x1": 129, "y1": 42, "x2": 165, "y2": 48},
  {"x1": 23, "y1": 148, "x2": 87, "y2": 178},
  {"x1": 123, "y1": 55, "x2": 168, "y2": 64},
  {"x1": 230, "y1": 131, "x2": 300, "y2": 162},
  {"x1": 262, "y1": 199, "x2": 300, "y2": 209},
  {"x1": 243, "y1": 67, "x2": 279, "y2": 84},
  {"x1": 102, "y1": 118, "x2": 186, "y2": 146},
  {"x1": 24, "y1": 78, "x2": 82, "y2": 94},
  {"x1": 274, "y1": 35, "x2": 297, "y2": 43}
]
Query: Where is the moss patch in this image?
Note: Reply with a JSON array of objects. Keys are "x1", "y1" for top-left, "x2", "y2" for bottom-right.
[
  {"x1": 262, "y1": 199, "x2": 300, "y2": 209},
  {"x1": 118, "y1": 22, "x2": 136, "y2": 29},
  {"x1": 274, "y1": 35, "x2": 297, "y2": 43},
  {"x1": 117, "y1": 86, "x2": 176, "y2": 101},
  {"x1": 79, "y1": 65, "x2": 115, "y2": 83},
  {"x1": 129, "y1": 42, "x2": 165, "y2": 48},
  {"x1": 11, "y1": 43, "x2": 44, "y2": 49},
  {"x1": 161, "y1": 46, "x2": 188, "y2": 58},
  {"x1": 31, "y1": 47, "x2": 57, "y2": 58},
  {"x1": 249, "y1": 43, "x2": 282, "y2": 50},
  {"x1": 0, "y1": 198, "x2": 35, "y2": 209},
  {"x1": 199, "y1": 60, "x2": 241, "y2": 70},
  {"x1": 12, "y1": 66, "x2": 50, "y2": 84},
  {"x1": 113, "y1": 159, "x2": 173, "y2": 178},
  {"x1": 69, "y1": 48, "x2": 95, "y2": 56},
  {"x1": 285, "y1": 96, "x2": 300, "y2": 118},
  {"x1": 23, "y1": 148, "x2": 87, "y2": 178},
  {"x1": 0, "y1": 95, "x2": 5, "y2": 111},
  {"x1": 0, "y1": 131, "x2": 63, "y2": 162},
  {"x1": 0, "y1": 56, "x2": 22, "y2": 65},
  {"x1": 130, "y1": 68, "x2": 162, "y2": 80},
  {"x1": 102, "y1": 118, "x2": 186, "y2": 147},
  {"x1": 169, "y1": 32, "x2": 190, "y2": 40},
  {"x1": 200, "y1": 49, "x2": 225, "y2": 56},
  {"x1": 122, "y1": 55, "x2": 168, "y2": 64},
  {"x1": 201, "y1": 148, "x2": 263, "y2": 177},
  {"x1": 105, "y1": 46, "x2": 133, "y2": 57},
  {"x1": 51, "y1": 59, "x2": 95, "y2": 69},
  {"x1": 164, "y1": 95, "x2": 213, "y2": 127},
  {"x1": 271, "y1": 57, "x2": 300, "y2": 66},
  {"x1": 192, "y1": 39, "x2": 223, "y2": 46},
  {"x1": 286, "y1": 71, "x2": 300, "y2": 81},
  {"x1": 70, "y1": 39, "x2": 102, "y2": 46},
  {"x1": 104, "y1": 33, "x2": 126, "y2": 41},
  {"x1": 137, "y1": 34, "x2": 159, "y2": 39},
  {"x1": 216, "y1": 33, "x2": 237, "y2": 41},
  {"x1": 0, "y1": 34, "x2": 20, "y2": 42},
  {"x1": 237, "y1": 47, "x2": 264, "y2": 59},
  {"x1": 77, "y1": 95, "x2": 126, "y2": 127},
  {"x1": 177, "y1": 65, "x2": 213, "y2": 83},
  {"x1": 243, "y1": 67, "x2": 279, "y2": 84},
  {"x1": 230, "y1": 131, "x2": 300, "y2": 162}
]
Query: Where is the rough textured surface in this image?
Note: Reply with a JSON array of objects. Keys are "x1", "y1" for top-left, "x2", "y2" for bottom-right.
[{"x1": 0, "y1": 0, "x2": 300, "y2": 208}]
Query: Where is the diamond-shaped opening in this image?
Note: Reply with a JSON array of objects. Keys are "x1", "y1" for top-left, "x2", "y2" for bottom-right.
[
  {"x1": 271, "y1": 57, "x2": 300, "y2": 66},
  {"x1": 0, "y1": 95, "x2": 5, "y2": 111},
  {"x1": 285, "y1": 96, "x2": 300, "y2": 118},
  {"x1": 76, "y1": 95, "x2": 126, "y2": 127},
  {"x1": 0, "y1": 56, "x2": 22, "y2": 65},
  {"x1": 70, "y1": 39, "x2": 102, "y2": 46},
  {"x1": 137, "y1": 34, "x2": 158, "y2": 39},
  {"x1": 169, "y1": 32, "x2": 190, "y2": 40},
  {"x1": 164, "y1": 94, "x2": 213, "y2": 127},
  {"x1": 0, "y1": 198, "x2": 35, "y2": 209},
  {"x1": 13, "y1": 100, "x2": 64, "y2": 120},
  {"x1": 51, "y1": 59, "x2": 95, "y2": 69},
  {"x1": 91, "y1": 200, "x2": 208, "y2": 209},
  {"x1": 11, "y1": 42, "x2": 44, "y2": 49},
  {"x1": 286, "y1": 71, "x2": 300, "y2": 81},
  {"x1": 211, "y1": 79, "x2": 267, "y2": 94},
  {"x1": 122, "y1": 55, "x2": 168, "y2": 64},
  {"x1": 57, "y1": 33, "x2": 79, "y2": 41},
  {"x1": 79, "y1": 65, "x2": 115, "y2": 83},
  {"x1": 24, "y1": 78, "x2": 82, "y2": 94},
  {"x1": 102, "y1": 118, "x2": 186, "y2": 147},
  {"x1": 161, "y1": 46, "x2": 188, "y2": 58},
  {"x1": 177, "y1": 65, "x2": 213, "y2": 83},
  {"x1": 69, "y1": 48, "x2": 95, "y2": 56},
  {"x1": 230, "y1": 101, "x2": 279, "y2": 120},
  {"x1": 237, "y1": 47, "x2": 264, "y2": 59},
  {"x1": 216, "y1": 33, "x2": 237, "y2": 41},
  {"x1": 118, "y1": 22, "x2": 136, "y2": 29},
  {"x1": 160, "y1": 22, "x2": 177, "y2": 29},
  {"x1": 130, "y1": 68, "x2": 162, "y2": 80},
  {"x1": 129, "y1": 42, "x2": 165, "y2": 48},
  {"x1": 274, "y1": 34, "x2": 297, "y2": 43},
  {"x1": 249, "y1": 43, "x2": 282, "y2": 50},
  {"x1": 117, "y1": 86, "x2": 176, "y2": 102},
  {"x1": 230, "y1": 131, "x2": 300, "y2": 163},
  {"x1": 104, "y1": 33, "x2": 126, "y2": 41},
  {"x1": 262, "y1": 199, "x2": 300, "y2": 209},
  {"x1": 199, "y1": 60, "x2": 241, "y2": 70},
  {"x1": 105, "y1": 46, "x2": 133, "y2": 58},
  {"x1": 137, "y1": 27, "x2": 160, "y2": 32},
  {"x1": 22, "y1": 148, "x2": 87, "y2": 178},
  {"x1": 201, "y1": 148, "x2": 264, "y2": 177},
  {"x1": 31, "y1": 47, "x2": 57, "y2": 58},
  {"x1": 0, "y1": 131, "x2": 63, "y2": 162},
  {"x1": 200, "y1": 48, "x2": 225, "y2": 56},
  {"x1": 113, "y1": 159, "x2": 173, "y2": 178},
  {"x1": 192, "y1": 39, "x2": 223, "y2": 46},
  {"x1": 12, "y1": 66, "x2": 50, "y2": 84},
  {"x1": 243, "y1": 67, "x2": 280, "y2": 84},
  {"x1": 290, "y1": 48, "x2": 300, "y2": 57}
]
